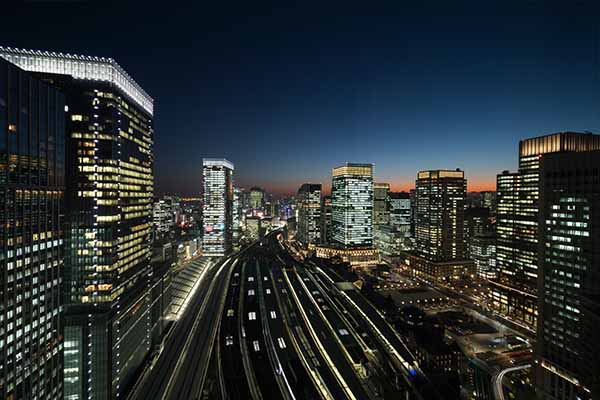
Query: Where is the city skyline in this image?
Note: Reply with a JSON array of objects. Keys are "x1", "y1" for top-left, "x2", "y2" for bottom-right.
[
  {"x1": 3, "y1": 2, "x2": 600, "y2": 195},
  {"x1": 3, "y1": 3, "x2": 600, "y2": 399}
]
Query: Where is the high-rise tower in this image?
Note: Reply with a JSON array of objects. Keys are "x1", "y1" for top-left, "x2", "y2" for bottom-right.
[
  {"x1": 202, "y1": 158, "x2": 234, "y2": 256},
  {"x1": 535, "y1": 150, "x2": 600, "y2": 400},
  {"x1": 0, "y1": 46, "x2": 155, "y2": 399},
  {"x1": 0, "y1": 57, "x2": 66, "y2": 400},
  {"x1": 331, "y1": 163, "x2": 374, "y2": 248},
  {"x1": 490, "y1": 132, "x2": 600, "y2": 329},
  {"x1": 296, "y1": 183, "x2": 321, "y2": 247}
]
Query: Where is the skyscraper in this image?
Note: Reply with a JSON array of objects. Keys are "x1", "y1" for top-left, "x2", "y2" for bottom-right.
[
  {"x1": 202, "y1": 158, "x2": 234, "y2": 256},
  {"x1": 535, "y1": 150, "x2": 600, "y2": 400},
  {"x1": 415, "y1": 169, "x2": 467, "y2": 261},
  {"x1": 296, "y1": 183, "x2": 321, "y2": 247},
  {"x1": 249, "y1": 186, "x2": 264, "y2": 209},
  {"x1": 490, "y1": 132, "x2": 600, "y2": 329},
  {"x1": 153, "y1": 197, "x2": 175, "y2": 237},
  {"x1": 331, "y1": 163, "x2": 374, "y2": 248},
  {"x1": 373, "y1": 182, "x2": 390, "y2": 226},
  {"x1": 0, "y1": 47, "x2": 156, "y2": 399},
  {"x1": 408, "y1": 169, "x2": 475, "y2": 282},
  {"x1": 320, "y1": 195, "x2": 332, "y2": 245},
  {"x1": 316, "y1": 163, "x2": 378, "y2": 265},
  {"x1": 232, "y1": 186, "x2": 242, "y2": 246},
  {"x1": 0, "y1": 57, "x2": 65, "y2": 400},
  {"x1": 389, "y1": 191, "x2": 411, "y2": 237}
]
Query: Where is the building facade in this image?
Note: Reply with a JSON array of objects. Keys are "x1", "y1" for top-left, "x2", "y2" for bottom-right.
[
  {"x1": 389, "y1": 191, "x2": 411, "y2": 237},
  {"x1": 202, "y1": 158, "x2": 234, "y2": 256},
  {"x1": 0, "y1": 57, "x2": 66, "y2": 400},
  {"x1": 153, "y1": 197, "x2": 175, "y2": 237},
  {"x1": 408, "y1": 169, "x2": 474, "y2": 283},
  {"x1": 469, "y1": 233, "x2": 497, "y2": 279},
  {"x1": 296, "y1": 183, "x2": 321, "y2": 247},
  {"x1": 249, "y1": 187, "x2": 264, "y2": 209},
  {"x1": 415, "y1": 169, "x2": 467, "y2": 261},
  {"x1": 490, "y1": 132, "x2": 600, "y2": 330},
  {"x1": 535, "y1": 150, "x2": 600, "y2": 400},
  {"x1": 0, "y1": 47, "x2": 157, "y2": 400},
  {"x1": 373, "y1": 182, "x2": 390, "y2": 226},
  {"x1": 331, "y1": 163, "x2": 374, "y2": 248},
  {"x1": 320, "y1": 195, "x2": 332, "y2": 245}
]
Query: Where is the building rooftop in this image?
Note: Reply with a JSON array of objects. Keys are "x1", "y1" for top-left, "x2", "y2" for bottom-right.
[
  {"x1": 202, "y1": 158, "x2": 234, "y2": 170},
  {"x1": 0, "y1": 46, "x2": 154, "y2": 115}
]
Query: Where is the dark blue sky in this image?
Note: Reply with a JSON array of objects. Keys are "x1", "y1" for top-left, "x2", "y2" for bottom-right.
[{"x1": 4, "y1": 1, "x2": 600, "y2": 194}]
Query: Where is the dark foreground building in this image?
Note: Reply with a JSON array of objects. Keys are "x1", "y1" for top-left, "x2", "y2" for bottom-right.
[
  {"x1": 490, "y1": 132, "x2": 600, "y2": 330},
  {"x1": 0, "y1": 47, "x2": 155, "y2": 399},
  {"x1": 535, "y1": 150, "x2": 600, "y2": 400},
  {"x1": 0, "y1": 57, "x2": 65, "y2": 400}
]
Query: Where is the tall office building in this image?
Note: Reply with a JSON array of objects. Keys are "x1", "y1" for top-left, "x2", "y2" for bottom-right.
[
  {"x1": 408, "y1": 170, "x2": 474, "y2": 282},
  {"x1": 202, "y1": 158, "x2": 234, "y2": 256},
  {"x1": 153, "y1": 197, "x2": 175, "y2": 237},
  {"x1": 415, "y1": 169, "x2": 467, "y2": 261},
  {"x1": 249, "y1": 186, "x2": 264, "y2": 209},
  {"x1": 389, "y1": 191, "x2": 411, "y2": 236},
  {"x1": 296, "y1": 183, "x2": 321, "y2": 247},
  {"x1": 331, "y1": 163, "x2": 374, "y2": 248},
  {"x1": 535, "y1": 150, "x2": 600, "y2": 400},
  {"x1": 490, "y1": 132, "x2": 600, "y2": 329},
  {"x1": 0, "y1": 57, "x2": 65, "y2": 400},
  {"x1": 373, "y1": 182, "x2": 390, "y2": 226},
  {"x1": 320, "y1": 195, "x2": 332, "y2": 245},
  {"x1": 232, "y1": 187, "x2": 241, "y2": 245},
  {"x1": 0, "y1": 46, "x2": 156, "y2": 399}
]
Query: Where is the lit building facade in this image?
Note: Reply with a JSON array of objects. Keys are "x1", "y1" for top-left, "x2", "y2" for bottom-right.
[
  {"x1": 373, "y1": 182, "x2": 390, "y2": 226},
  {"x1": 331, "y1": 163, "x2": 374, "y2": 248},
  {"x1": 469, "y1": 233, "x2": 497, "y2": 279},
  {"x1": 535, "y1": 150, "x2": 600, "y2": 400},
  {"x1": 320, "y1": 195, "x2": 332, "y2": 245},
  {"x1": 232, "y1": 187, "x2": 242, "y2": 245},
  {"x1": 249, "y1": 186, "x2": 264, "y2": 209},
  {"x1": 0, "y1": 47, "x2": 156, "y2": 400},
  {"x1": 409, "y1": 169, "x2": 474, "y2": 283},
  {"x1": 296, "y1": 183, "x2": 321, "y2": 247},
  {"x1": 153, "y1": 197, "x2": 175, "y2": 237},
  {"x1": 389, "y1": 191, "x2": 411, "y2": 237},
  {"x1": 202, "y1": 158, "x2": 234, "y2": 256},
  {"x1": 415, "y1": 169, "x2": 467, "y2": 261},
  {"x1": 0, "y1": 57, "x2": 66, "y2": 400},
  {"x1": 490, "y1": 132, "x2": 600, "y2": 330}
]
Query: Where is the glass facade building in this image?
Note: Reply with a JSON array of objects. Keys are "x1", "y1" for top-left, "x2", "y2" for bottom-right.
[
  {"x1": 320, "y1": 195, "x2": 332, "y2": 245},
  {"x1": 373, "y1": 182, "x2": 390, "y2": 226},
  {"x1": 331, "y1": 163, "x2": 374, "y2": 248},
  {"x1": 535, "y1": 150, "x2": 600, "y2": 400},
  {"x1": 490, "y1": 132, "x2": 600, "y2": 330},
  {"x1": 0, "y1": 57, "x2": 65, "y2": 400},
  {"x1": 296, "y1": 183, "x2": 321, "y2": 247},
  {"x1": 202, "y1": 158, "x2": 234, "y2": 256},
  {"x1": 415, "y1": 169, "x2": 467, "y2": 262},
  {"x1": 0, "y1": 46, "x2": 156, "y2": 400},
  {"x1": 389, "y1": 191, "x2": 411, "y2": 237}
]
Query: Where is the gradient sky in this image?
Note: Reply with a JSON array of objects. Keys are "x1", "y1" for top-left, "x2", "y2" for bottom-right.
[{"x1": 3, "y1": 1, "x2": 600, "y2": 195}]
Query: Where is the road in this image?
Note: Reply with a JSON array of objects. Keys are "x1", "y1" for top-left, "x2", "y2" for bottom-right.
[{"x1": 492, "y1": 364, "x2": 531, "y2": 400}]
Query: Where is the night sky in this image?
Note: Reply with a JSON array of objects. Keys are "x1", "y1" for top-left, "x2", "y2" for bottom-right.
[{"x1": 3, "y1": 1, "x2": 600, "y2": 195}]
